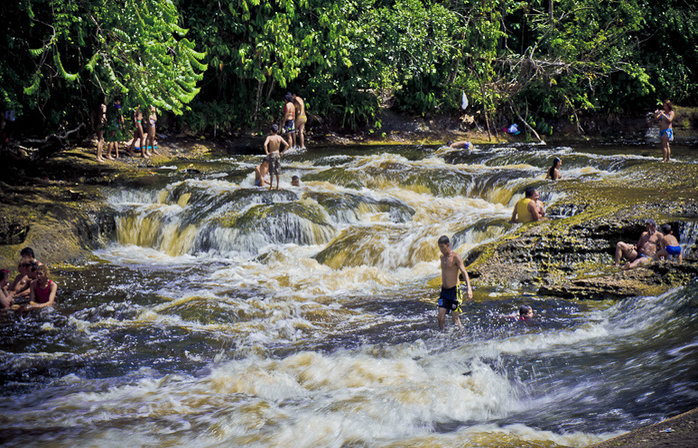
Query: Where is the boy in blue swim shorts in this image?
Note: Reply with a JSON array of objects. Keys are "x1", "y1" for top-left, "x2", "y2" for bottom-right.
[
  {"x1": 655, "y1": 224, "x2": 682, "y2": 264},
  {"x1": 437, "y1": 235, "x2": 473, "y2": 331}
]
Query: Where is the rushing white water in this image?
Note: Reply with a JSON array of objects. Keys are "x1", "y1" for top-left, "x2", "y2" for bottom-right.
[{"x1": 1, "y1": 143, "x2": 697, "y2": 447}]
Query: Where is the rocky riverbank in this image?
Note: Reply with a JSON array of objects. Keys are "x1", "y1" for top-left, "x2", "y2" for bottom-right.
[
  {"x1": 462, "y1": 155, "x2": 698, "y2": 299},
  {"x1": 590, "y1": 407, "x2": 698, "y2": 448},
  {"x1": 1, "y1": 127, "x2": 696, "y2": 297},
  {"x1": 0, "y1": 139, "x2": 220, "y2": 266}
]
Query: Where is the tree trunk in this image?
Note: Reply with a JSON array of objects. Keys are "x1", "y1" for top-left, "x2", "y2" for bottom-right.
[{"x1": 253, "y1": 80, "x2": 263, "y2": 125}]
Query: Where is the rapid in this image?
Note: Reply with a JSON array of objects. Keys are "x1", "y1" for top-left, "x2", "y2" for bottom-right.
[{"x1": 1, "y1": 143, "x2": 697, "y2": 447}]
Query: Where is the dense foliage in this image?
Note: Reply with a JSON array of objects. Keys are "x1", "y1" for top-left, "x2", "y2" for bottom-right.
[{"x1": 1, "y1": 0, "x2": 696, "y2": 138}]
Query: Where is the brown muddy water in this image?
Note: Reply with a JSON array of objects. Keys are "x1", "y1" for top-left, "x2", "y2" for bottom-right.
[{"x1": 1, "y1": 142, "x2": 697, "y2": 447}]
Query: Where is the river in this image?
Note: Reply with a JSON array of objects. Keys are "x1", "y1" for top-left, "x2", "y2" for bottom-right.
[{"x1": 1, "y1": 142, "x2": 697, "y2": 447}]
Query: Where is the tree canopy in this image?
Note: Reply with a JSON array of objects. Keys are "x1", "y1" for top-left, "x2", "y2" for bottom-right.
[{"x1": 1, "y1": 0, "x2": 696, "y2": 137}]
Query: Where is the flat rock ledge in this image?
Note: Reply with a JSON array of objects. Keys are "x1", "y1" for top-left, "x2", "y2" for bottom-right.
[{"x1": 590, "y1": 407, "x2": 698, "y2": 448}]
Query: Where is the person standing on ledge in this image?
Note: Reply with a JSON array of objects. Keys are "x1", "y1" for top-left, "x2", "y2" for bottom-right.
[
  {"x1": 263, "y1": 124, "x2": 290, "y2": 190},
  {"x1": 280, "y1": 93, "x2": 296, "y2": 149},
  {"x1": 511, "y1": 187, "x2": 546, "y2": 223},
  {"x1": 655, "y1": 100, "x2": 675, "y2": 162},
  {"x1": 293, "y1": 93, "x2": 307, "y2": 150},
  {"x1": 437, "y1": 235, "x2": 472, "y2": 331},
  {"x1": 104, "y1": 99, "x2": 124, "y2": 160}
]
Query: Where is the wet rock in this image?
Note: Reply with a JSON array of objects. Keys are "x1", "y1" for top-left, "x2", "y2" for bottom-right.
[
  {"x1": 467, "y1": 167, "x2": 698, "y2": 299},
  {"x1": 0, "y1": 215, "x2": 30, "y2": 245}
]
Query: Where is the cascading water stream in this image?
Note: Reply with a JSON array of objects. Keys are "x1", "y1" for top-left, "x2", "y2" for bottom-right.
[{"x1": 1, "y1": 143, "x2": 696, "y2": 448}]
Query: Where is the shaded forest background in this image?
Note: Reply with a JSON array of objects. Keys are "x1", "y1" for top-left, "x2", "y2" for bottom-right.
[{"x1": 1, "y1": 0, "x2": 696, "y2": 140}]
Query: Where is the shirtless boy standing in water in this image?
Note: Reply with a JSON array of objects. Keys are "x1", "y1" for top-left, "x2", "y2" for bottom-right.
[
  {"x1": 263, "y1": 124, "x2": 290, "y2": 190},
  {"x1": 437, "y1": 235, "x2": 473, "y2": 331}
]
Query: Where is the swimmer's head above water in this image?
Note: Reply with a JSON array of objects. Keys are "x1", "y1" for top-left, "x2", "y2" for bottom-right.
[{"x1": 519, "y1": 305, "x2": 533, "y2": 320}]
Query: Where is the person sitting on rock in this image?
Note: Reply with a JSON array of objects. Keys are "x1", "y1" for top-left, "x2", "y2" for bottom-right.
[
  {"x1": 511, "y1": 187, "x2": 546, "y2": 223},
  {"x1": 615, "y1": 219, "x2": 661, "y2": 269},
  {"x1": 254, "y1": 157, "x2": 270, "y2": 187},
  {"x1": 655, "y1": 224, "x2": 682, "y2": 264}
]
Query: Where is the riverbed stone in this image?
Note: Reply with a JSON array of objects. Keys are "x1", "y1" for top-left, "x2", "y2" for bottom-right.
[{"x1": 467, "y1": 159, "x2": 698, "y2": 300}]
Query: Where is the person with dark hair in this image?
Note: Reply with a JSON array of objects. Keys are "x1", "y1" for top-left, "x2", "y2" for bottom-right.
[
  {"x1": 518, "y1": 305, "x2": 534, "y2": 320},
  {"x1": 292, "y1": 93, "x2": 307, "y2": 150},
  {"x1": 655, "y1": 99, "x2": 675, "y2": 162},
  {"x1": 280, "y1": 93, "x2": 296, "y2": 149},
  {"x1": 511, "y1": 187, "x2": 546, "y2": 223},
  {"x1": 655, "y1": 224, "x2": 682, "y2": 264},
  {"x1": 546, "y1": 157, "x2": 562, "y2": 180},
  {"x1": 615, "y1": 219, "x2": 661, "y2": 269},
  {"x1": 127, "y1": 106, "x2": 148, "y2": 158},
  {"x1": 18, "y1": 247, "x2": 42, "y2": 267},
  {"x1": 263, "y1": 123, "x2": 290, "y2": 190},
  {"x1": 19, "y1": 247, "x2": 35, "y2": 259},
  {"x1": 436, "y1": 235, "x2": 472, "y2": 331},
  {"x1": 291, "y1": 175, "x2": 301, "y2": 187},
  {"x1": 105, "y1": 98, "x2": 125, "y2": 160},
  {"x1": 9, "y1": 261, "x2": 31, "y2": 299}
]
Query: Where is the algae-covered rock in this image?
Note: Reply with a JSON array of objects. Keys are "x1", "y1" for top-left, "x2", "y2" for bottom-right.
[{"x1": 467, "y1": 159, "x2": 698, "y2": 299}]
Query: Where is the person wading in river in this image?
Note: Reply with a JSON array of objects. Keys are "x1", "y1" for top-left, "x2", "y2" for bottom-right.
[
  {"x1": 437, "y1": 235, "x2": 472, "y2": 332},
  {"x1": 615, "y1": 219, "x2": 661, "y2": 269},
  {"x1": 546, "y1": 157, "x2": 562, "y2": 180},
  {"x1": 263, "y1": 124, "x2": 290, "y2": 190}
]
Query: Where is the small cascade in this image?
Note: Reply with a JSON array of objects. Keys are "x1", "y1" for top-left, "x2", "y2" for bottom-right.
[
  {"x1": 199, "y1": 200, "x2": 336, "y2": 255},
  {"x1": 677, "y1": 221, "x2": 698, "y2": 256}
]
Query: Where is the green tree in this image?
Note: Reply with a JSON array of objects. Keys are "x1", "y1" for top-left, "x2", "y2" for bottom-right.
[{"x1": 3, "y1": 0, "x2": 206, "y2": 133}]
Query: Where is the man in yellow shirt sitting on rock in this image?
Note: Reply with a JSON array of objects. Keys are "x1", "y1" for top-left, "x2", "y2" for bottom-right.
[{"x1": 511, "y1": 186, "x2": 546, "y2": 223}]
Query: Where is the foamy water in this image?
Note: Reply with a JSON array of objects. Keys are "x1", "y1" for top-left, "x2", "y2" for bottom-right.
[{"x1": 1, "y1": 143, "x2": 697, "y2": 447}]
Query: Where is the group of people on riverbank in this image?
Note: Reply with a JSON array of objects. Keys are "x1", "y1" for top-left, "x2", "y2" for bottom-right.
[
  {"x1": 1, "y1": 247, "x2": 57, "y2": 311},
  {"x1": 616, "y1": 219, "x2": 682, "y2": 269},
  {"x1": 95, "y1": 99, "x2": 159, "y2": 162}
]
